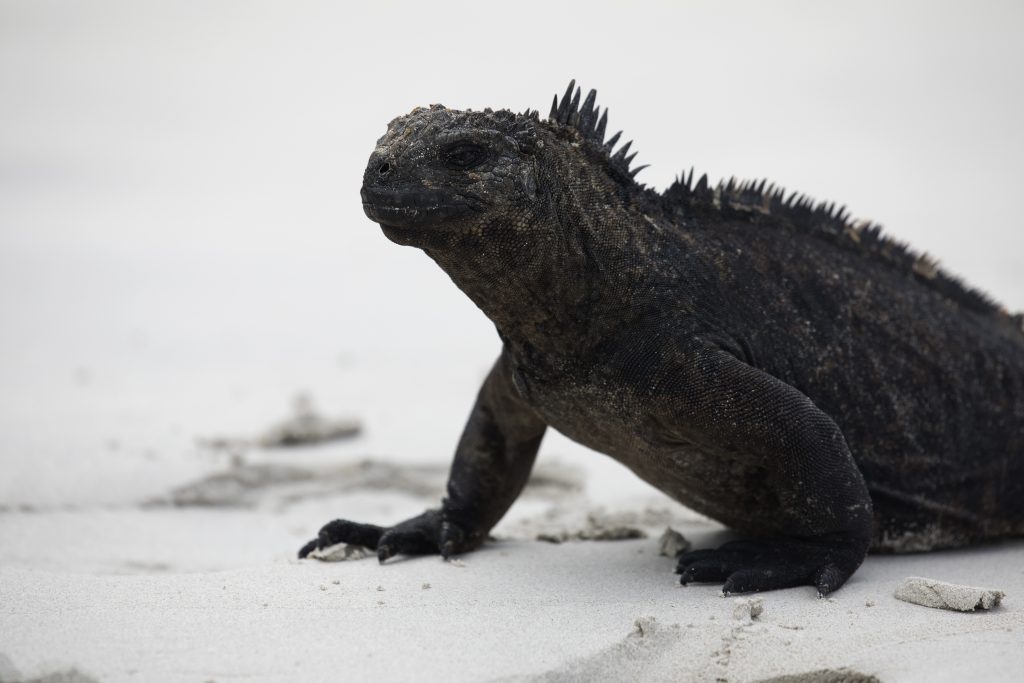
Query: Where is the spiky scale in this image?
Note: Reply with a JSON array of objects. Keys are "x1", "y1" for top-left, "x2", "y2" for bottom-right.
[
  {"x1": 629, "y1": 164, "x2": 649, "y2": 178},
  {"x1": 612, "y1": 140, "x2": 633, "y2": 162},
  {"x1": 595, "y1": 109, "x2": 608, "y2": 143},
  {"x1": 556, "y1": 80, "x2": 576, "y2": 122},
  {"x1": 579, "y1": 89, "x2": 598, "y2": 132}
]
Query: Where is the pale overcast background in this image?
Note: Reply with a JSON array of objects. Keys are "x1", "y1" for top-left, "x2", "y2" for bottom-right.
[{"x1": 1, "y1": 0, "x2": 1023, "y2": 507}]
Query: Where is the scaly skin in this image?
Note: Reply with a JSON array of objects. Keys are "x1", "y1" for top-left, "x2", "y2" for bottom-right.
[{"x1": 299, "y1": 82, "x2": 1024, "y2": 595}]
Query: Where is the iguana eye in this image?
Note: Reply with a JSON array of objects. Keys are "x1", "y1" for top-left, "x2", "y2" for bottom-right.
[{"x1": 441, "y1": 142, "x2": 486, "y2": 171}]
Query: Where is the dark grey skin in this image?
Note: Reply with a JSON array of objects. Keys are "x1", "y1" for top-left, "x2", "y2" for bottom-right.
[{"x1": 299, "y1": 82, "x2": 1024, "y2": 595}]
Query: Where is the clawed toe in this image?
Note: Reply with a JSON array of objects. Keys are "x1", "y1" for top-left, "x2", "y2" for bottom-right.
[
  {"x1": 296, "y1": 518, "x2": 386, "y2": 559},
  {"x1": 813, "y1": 563, "x2": 843, "y2": 597},
  {"x1": 297, "y1": 538, "x2": 319, "y2": 559},
  {"x1": 721, "y1": 565, "x2": 809, "y2": 595},
  {"x1": 677, "y1": 558, "x2": 735, "y2": 584},
  {"x1": 376, "y1": 525, "x2": 437, "y2": 562},
  {"x1": 674, "y1": 537, "x2": 863, "y2": 595}
]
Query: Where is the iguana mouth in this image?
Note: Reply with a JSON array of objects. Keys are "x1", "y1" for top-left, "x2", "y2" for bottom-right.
[{"x1": 361, "y1": 186, "x2": 480, "y2": 228}]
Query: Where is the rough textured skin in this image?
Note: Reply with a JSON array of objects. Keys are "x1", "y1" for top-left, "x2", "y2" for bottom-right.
[{"x1": 299, "y1": 81, "x2": 1024, "y2": 595}]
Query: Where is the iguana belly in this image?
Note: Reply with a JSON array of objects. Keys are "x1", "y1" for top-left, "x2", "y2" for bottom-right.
[{"x1": 511, "y1": 361, "x2": 787, "y2": 535}]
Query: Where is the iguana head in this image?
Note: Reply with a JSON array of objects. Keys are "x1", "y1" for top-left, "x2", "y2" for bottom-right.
[
  {"x1": 360, "y1": 81, "x2": 646, "y2": 250},
  {"x1": 360, "y1": 104, "x2": 544, "y2": 248},
  {"x1": 359, "y1": 82, "x2": 654, "y2": 342}
]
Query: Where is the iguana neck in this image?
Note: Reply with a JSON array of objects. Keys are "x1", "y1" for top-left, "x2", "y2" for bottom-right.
[
  {"x1": 424, "y1": 209, "x2": 645, "y2": 357},
  {"x1": 422, "y1": 226, "x2": 577, "y2": 354}
]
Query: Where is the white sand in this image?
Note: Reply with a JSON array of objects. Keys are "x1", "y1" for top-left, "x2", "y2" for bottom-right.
[
  {"x1": 6, "y1": 449, "x2": 1017, "y2": 682},
  {"x1": 2, "y1": 484, "x2": 1023, "y2": 683},
  {"x1": 1, "y1": 519, "x2": 1022, "y2": 683}
]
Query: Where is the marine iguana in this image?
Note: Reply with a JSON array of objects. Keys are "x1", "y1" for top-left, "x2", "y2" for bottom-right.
[{"x1": 298, "y1": 81, "x2": 1024, "y2": 595}]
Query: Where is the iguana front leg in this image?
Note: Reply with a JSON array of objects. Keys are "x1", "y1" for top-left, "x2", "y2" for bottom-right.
[
  {"x1": 298, "y1": 351, "x2": 547, "y2": 561},
  {"x1": 667, "y1": 346, "x2": 873, "y2": 596}
]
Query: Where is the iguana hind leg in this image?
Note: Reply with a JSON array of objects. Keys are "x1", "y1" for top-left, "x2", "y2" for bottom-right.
[{"x1": 658, "y1": 345, "x2": 874, "y2": 595}]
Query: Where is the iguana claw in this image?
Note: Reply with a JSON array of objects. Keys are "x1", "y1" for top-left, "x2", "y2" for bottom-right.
[{"x1": 676, "y1": 537, "x2": 866, "y2": 596}]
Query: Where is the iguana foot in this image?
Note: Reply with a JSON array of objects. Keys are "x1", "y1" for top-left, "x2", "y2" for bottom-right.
[
  {"x1": 675, "y1": 537, "x2": 865, "y2": 596},
  {"x1": 297, "y1": 510, "x2": 473, "y2": 562}
]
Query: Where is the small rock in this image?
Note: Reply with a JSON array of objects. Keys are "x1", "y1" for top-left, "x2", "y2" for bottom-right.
[
  {"x1": 894, "y1": 576, "x2": 1004, "y2": 612},
  {"x1": 257, "y1": 394, "x2": 362, "y2": 447},
  {"x1": 308, "y1": 543, "x2": 372, "y2": 562},
  {"x1": 534, "y1": 511, "x2": 647, "y2": 544},
  {"x1": 865, "y1": 599, "x2": 875, "y2": 607},
  {"x1": 732, "y1": 597, "x2": 764, "y2": 621},
  {"x1": 422, "y1": 582, "x2": 431, "y2": 590},
  {"x1": 657, "y1": 527, "x2": 691, "y2": 558},
  {"x1": 632, "y1": 616, "x2": 658, "y2": 637}
]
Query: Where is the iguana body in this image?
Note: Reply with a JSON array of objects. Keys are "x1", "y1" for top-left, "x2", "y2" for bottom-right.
[{"x1": 299, "y1": 81, "x2": 1024, "y2": 595}]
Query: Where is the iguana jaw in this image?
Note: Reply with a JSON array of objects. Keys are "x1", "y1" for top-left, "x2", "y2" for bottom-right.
[{"x1": 361, "y1": 185, "x2": 480, "y2": 236}]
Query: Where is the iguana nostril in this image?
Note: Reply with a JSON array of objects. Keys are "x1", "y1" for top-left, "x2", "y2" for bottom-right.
[{"x1": 378, "y1": 162, "x2": 392, "y2": 177}]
